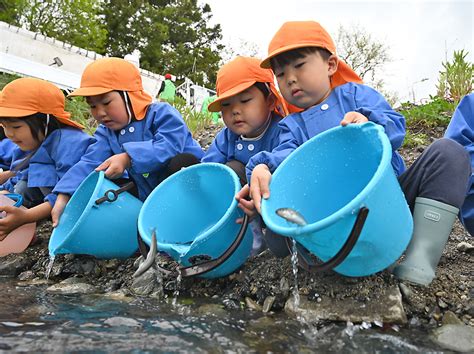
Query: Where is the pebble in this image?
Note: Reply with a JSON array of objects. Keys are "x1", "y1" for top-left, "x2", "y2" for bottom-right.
[
  {"x1": 262, "y1": 296, "x2": 275, "y2": 313},
  {"x1": 438, "y1": 299, "x2": 449, "y2": 309},
  {"x1": 103, "y1": 317, "x2": 142, "y2": 328},
  {"x1": 456, "y1": 241, "x2": 474, "y2": 253}
]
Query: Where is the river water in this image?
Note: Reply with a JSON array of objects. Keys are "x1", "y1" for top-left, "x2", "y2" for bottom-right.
[{"x1": 0, "y1": 278, "x2": 442, "y2": 352}]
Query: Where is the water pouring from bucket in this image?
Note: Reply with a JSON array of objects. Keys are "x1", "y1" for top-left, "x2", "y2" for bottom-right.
[{"x1": 262, "y1": 123, "x2": 413, "y2": 277}]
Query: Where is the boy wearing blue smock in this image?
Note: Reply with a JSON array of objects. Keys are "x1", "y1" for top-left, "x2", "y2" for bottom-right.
[
  {"x1": 52, "y1": 58, "x2": 203, "y2": 226},
  {"x1": 246, "y1": 21, "x2": 470, "y2": 286},
  {"x1": 202, "y1": 56, "x2": 289, "y2": 254},
  {"x1": 444, "y1": 93, "x2": 474, "y2": 237},
  {"x1": 0, "y1": 78, "x2": 93, "y2": 239}
]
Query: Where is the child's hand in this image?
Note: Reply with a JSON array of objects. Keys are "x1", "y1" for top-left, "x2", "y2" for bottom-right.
[
  {"x1": 0, "y1": 206, "x2": 29, "y2": 240},
  {"x1": 95, "y1": 153, "x2": 131, "y2": 179},
  {"x1": 235, "y1": 184, "x2": 257, "y2": 222},
  {"x1": 0, "y1": 171, "x2": 15, "y2": 185},
  {"x1": 250, "y1": 164, "x2": 272, "y2": 214},
  {"x1": 52, "y1": 193, "x2": 71, "y2": 228},
  {"x1": 340, "y1": 111, "x2": 369, "y2": 126}
]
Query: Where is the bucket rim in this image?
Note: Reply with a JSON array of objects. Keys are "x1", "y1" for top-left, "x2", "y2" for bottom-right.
[
  {"x1": 49, "y1": 171, "x2": 105, "y2": 256},
  {"x1": 138, "y1": 163, "x2": 241, "y2": 249},
  {"x1": 261, "y1": 122, "x2": 392, "y2": 235}
]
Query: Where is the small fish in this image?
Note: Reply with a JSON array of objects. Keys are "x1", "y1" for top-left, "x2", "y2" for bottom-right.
[
  {"x1": 276, "y1": 208, "x2": 308, "y2": 226},
  {"x1": 133, "y1": 230, "x2": 157, "y2": 278}
]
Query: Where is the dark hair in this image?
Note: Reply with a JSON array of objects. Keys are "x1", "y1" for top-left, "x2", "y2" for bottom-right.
[
  {"x1": 253, "y1": 82, "x2": 271, "y2": 98},
  {"x1": 0, "y1": 113, "x2": 65, "y2": 142},
  {"x1": 270, "y1": 46, "x2": 332, "y2": 69}
]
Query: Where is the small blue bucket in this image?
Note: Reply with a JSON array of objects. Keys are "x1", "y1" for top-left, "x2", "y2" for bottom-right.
[
  {"x1": 49, "y1": 171, "x2": 142, "y2": 259},
  {"x1": 261, "y1": 123, "x2": 413, "y2": 276},
  {"x1": 138, "y1": 163, "x2": 253, "y2": 278}
]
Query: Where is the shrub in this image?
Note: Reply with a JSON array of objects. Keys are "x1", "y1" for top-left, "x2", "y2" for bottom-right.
[
  {"x1": 399, "y1": 96, "x2": 456, "y2": 128},
  {"x1": 437, "y1": 50, "x2": 473, "y2": 104}
]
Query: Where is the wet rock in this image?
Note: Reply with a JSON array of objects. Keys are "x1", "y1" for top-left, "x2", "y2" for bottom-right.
[
  {"x1": 130, "y1": 268, "x2": 162, "y2": 297},
  {"x1": 46, "y1": 279, "x2": 98, "y2": 294},
  {"x1": 262, "y1": 296, "x2": 275, "y2": 313},
  {"x1": 456, "y1": 241, "x2": 474, "y2": 253},
  {"x1": 0, "y1": 255, "x2": 34, "y2": 277},
  {"x1": 104, "y1": 317, "x2": 142, "y2": 328},
  {"x1": 17, "y1": 270, "x2": 35, "y2": 281},
  {"x1": 245, "y1": 297, "x2": 262, "y2": 311},
  {"x1": 285, "y1": 285, "x2": 407, "y2": 325},
  {"x1": 222, "y1": 297, "x2": 241, "y2": 310},
  {"x1": 431, "y1": 324, "x2": 474, "y2": 352},
  {"x1": 196, "y1": 304, "x2": 227, "y2": 317},
  {"x1": 442, "y1": 311, "x2": 463, "y2": 325}
]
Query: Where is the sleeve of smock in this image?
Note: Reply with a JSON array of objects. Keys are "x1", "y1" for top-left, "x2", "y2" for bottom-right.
[
  {"x1": 122, "y1": 104, "x2": 195, "y2": 174},
  {"x1": 246, "y1": 122, "x2": 301, "y2": 182},
  {"x1": 45, "y1": 131, "x2": 95, "y2": 206},
  {"x1": 201, "y1": 130, "x2": 229, "y2": 163},
  {"x1": 444, "y1": 94, "x2": 474, "y2": 235},
  {"x1": 445, "y1": 94, "x2": 474, "y2": 165},
  {"x1": 52, "y1": 126, "x2": 111, "y2": 196},
  {"x1": 353, "y1": 85, "x2": 406, "y2": 151}
]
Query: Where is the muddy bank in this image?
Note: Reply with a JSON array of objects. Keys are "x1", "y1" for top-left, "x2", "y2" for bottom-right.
[{"x1": 0, "y1": 123, "x2": 473, "y2": 349}]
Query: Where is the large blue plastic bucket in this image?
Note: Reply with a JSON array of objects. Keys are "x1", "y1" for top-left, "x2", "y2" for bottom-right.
[
  {"x1": 261, "y1": 122, "x2": 413, "y2": 276},
  {"x1": 138, "y1": 163, "x2": 253, "y2": 278},
  {"x1": 49, "y1": 171, "x2": 142, "y2": 259}
]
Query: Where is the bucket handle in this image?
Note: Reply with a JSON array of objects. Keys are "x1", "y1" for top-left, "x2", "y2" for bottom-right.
[
  {"x1": 137, "y1": 214, "x2": 249, "y2": 277},
  {"x1": 95, "y1": 182, "x2": 135, "y2": 205},
  {"x1": 286, "y1": 207, "x2": 369, "y2": 273},
  {"x1": 4, "y1": 193, "x2": 23, "y2": 207}
]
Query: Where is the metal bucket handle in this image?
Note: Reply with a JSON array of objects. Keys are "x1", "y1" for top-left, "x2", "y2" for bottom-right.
[
  {"x1": 95, "y1": 181, "x2": 135, "y2": 205},
  {"x1": 137, "y1": 214, "x2": 249, "y2": 277},
  {"x1": 286, "y1": 207, "x2": 369, "y2": 273}
]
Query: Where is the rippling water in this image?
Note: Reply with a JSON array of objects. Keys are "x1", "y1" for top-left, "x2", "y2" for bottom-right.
[{"x1": 0, "y1": 278, "x2": 440, "y2": 352}]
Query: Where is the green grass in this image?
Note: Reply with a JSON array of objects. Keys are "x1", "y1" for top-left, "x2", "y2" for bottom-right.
[{"x1": 399, "y1": 96, "x2": 456, "y2": 129}]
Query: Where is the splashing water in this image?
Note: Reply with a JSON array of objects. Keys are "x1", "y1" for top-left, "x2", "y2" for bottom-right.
[
  {"x1": 291, "y1": 239, "x2": 300, "y2": 308},
  {"x1": 172, "y1": 269, "x2": 182, "y2": 307},
  {"x1": 45, "y1": 256, "x2": 55, "y2": 280}
]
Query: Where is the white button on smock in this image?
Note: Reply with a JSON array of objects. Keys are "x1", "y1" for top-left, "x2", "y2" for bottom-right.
[
  {"x1": 237, "y1": 143, "x2": 243, "y2": 150},
  {"x1": 120, "y1": 129, "x2": 126, "y2": 135},
  {"x1": 248, "y1": 144, "x2": 255, "y2": 151},
  {"x1": 321, "y1": 103, "x2": 329, "y2": 111},
  {"x1": 129, "y1": 127, "x2": 135, "y2": 133}
]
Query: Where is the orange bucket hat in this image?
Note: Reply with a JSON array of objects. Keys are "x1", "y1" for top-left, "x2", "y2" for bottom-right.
[
  {"x1": 0, "y1": 77, "x2": 83, "y2": 129},
  {"x1": 208, "y1": 56, "x2": 289, "y2": 116},
  {"x1": 261, "y1": 21, "x2": 363, "y2": 88},
  {"x1": 69, "y1": 57, "x2": 152, "y2": 120}
]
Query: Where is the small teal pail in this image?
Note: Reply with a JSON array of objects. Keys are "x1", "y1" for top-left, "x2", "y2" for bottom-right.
[
  {"x1": 49, "y1": 171, "x2": 142, "y2": 259},
  {"x1": 138, "y1": 163, "x2": 253, "y2": 278},
  {"x1": 261, "y1": 123, "x2": 413, "y2": 276}
]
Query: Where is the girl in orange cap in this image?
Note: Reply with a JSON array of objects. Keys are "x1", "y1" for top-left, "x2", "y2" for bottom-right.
[
  {"x1": 202, "y1": 56, "x2": 289, "y2": 255},
  {"x1": 247, "y1": 21, "x2": 470, "y2": 285},
  {"x1": 0, "y1": 78, "x2": 94, "y2": 239},
  {"x1": 52, "y1": 57, "x2": 203, "y2": 226}
]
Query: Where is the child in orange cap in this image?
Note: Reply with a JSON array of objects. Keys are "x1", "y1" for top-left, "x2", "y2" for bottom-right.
[
  {"x1": 0, "y1": 78, "x2": 94, "y2": 239},
  {"x1": 247, "y1": 21, "x2": 470, "y2": 283},
  {"x1": 202, "y1": 56, "x2": 289, "y2": 255},
  {"x1": 52, "y1": 57, "x2": 203, "y2": 226}
]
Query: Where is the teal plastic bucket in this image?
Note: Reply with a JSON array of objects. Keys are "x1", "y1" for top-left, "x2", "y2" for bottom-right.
[
  {"x1": 49, "y1": 171, "x2": 142, "y2": 259},
  {"x1": 261, "y1": 122, "x2": 413, "y2": 276},
  {"x1": 138, "y1": 163, "x2": 253, "y2": 278}
]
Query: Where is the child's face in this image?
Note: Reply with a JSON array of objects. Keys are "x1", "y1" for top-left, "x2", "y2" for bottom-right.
[
  {"x1": 221, "y1": 86, "x2": 275, "y2": 138},
  {"x1": 273, "y1": 51, "x2": 337, "y2": 109},
  {"x1": 86, "y1": 91, "x2": 129, "y2": 131},
  {"x1": 2, "y1": 120, "x2": 42, "y2": 151}
]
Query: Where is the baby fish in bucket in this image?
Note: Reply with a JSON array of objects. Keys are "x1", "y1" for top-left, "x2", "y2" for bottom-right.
[
  {"x1": 137, "y1": 163, "x2": 253, "y2": 279},
  {"x1": 262, "y1": 123, "x2": 413, "y2": 277}
]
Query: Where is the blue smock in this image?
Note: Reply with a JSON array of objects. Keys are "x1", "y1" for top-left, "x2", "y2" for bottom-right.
[
  {"x1": 202, "y1": 113, "x2": 282, "y2": 168},
  {"x1": 444, "y1": 93, "x2": 474, "y2": 236},
  {"x1": 54, "y1": 103, "x2": 204, "y2": 201},
  {"x1": 246, "y1": 83, "x2": 406, "y2": 181},
  {"x1": 1, "y1": 127, "x2": 94, "y2": 206},
  {"x1": 0, "y1": 138, "x2": 17, "y2": 171}
]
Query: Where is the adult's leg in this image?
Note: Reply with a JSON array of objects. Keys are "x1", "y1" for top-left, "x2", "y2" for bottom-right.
[{"x1": 163, "y1": 153, "x2": 200, "y2": 179}]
